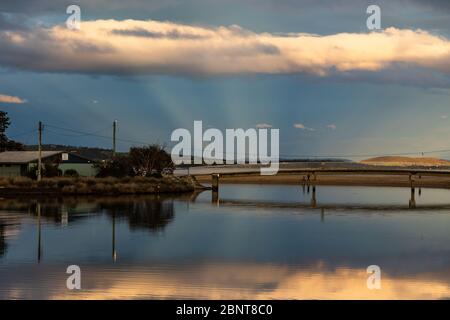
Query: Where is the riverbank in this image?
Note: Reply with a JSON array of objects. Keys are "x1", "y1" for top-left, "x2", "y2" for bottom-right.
[
  {"x1": 0, "y1": 176, "x2": 206, "y2": 196},
  {"x1": 195, "y1": 174, "x2": 450, "y2": 188}
]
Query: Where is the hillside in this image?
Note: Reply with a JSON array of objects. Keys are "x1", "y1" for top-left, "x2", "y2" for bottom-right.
[{"x1": 361, "y1": 156, "x2": 450, "y2": 167}]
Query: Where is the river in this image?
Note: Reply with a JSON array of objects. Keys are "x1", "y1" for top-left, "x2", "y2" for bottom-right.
[{"x1": 0, "y1": 184, "x2": 449, "y2": 299}]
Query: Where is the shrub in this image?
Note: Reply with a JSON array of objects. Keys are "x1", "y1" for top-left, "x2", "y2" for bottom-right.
[
  {"x1": 64, "y1": 169, "x2": 79, "y2": 177},
  {"x1": 57, "y1": 178, "x2": 73, "y2": 189},
  {"x1": 94, "y1": 155, "x2": 132, "y2": 178},
  {"x1": 37, "y1": 179, "x2": 57, "y2": 188}
]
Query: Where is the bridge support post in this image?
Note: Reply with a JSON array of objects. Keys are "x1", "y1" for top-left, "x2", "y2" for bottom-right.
[
  {"x1": 311, "y1": 186, "x2": 317, "y2": 208},
  {"x1": 212, "y1": 174, "x2": 220, "y2": 192},
  {"x1": 409, "y1": 187, "x2": 416, "y2": 209},
  {"x1": 212, "y1": 190, "x2": 219, "y2": 206}
]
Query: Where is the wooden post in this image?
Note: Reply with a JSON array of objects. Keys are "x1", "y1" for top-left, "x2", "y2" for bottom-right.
[
  {"x1": 37, "y1": 202, "x2": 42, "y2": 263},
  {"x1": 311, "y1": 186, "x2": 317, "y2": 208},
  {"x1": 112, "y1": 212, "x2": 116, "y2": 262},
  {"x1": 409, "y1": 174, "x2": 415, "y2": 188},
  {"x1": 212, "y1": 190, "x2": 219, "y2": 205},
  {"x1": 112, "y1": 120, "x2": 117, "y2": 157},
  {"x1": 37, "y1": 121, "x2": 42, "y2": 181},
  {"x1": 212, "y1": 174, "x2": 220, "y2": 192},
  {"x1": 409, "y1": 187, "x2": 416, "y2": 209}
]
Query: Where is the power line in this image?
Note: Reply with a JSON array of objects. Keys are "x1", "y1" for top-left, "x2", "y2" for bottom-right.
[
  {"x1": 45, "y1": 125, "x2": 111, "y2": 138},
  {"x1": 37, "y1": 122, "x2": 450, "y2": 159},
  {"x1": 44, "y1": 123, "x2": 152, "y2": 146},
  {"x1": 8, "y1": 129, "x2": 37, "y2": 139}
]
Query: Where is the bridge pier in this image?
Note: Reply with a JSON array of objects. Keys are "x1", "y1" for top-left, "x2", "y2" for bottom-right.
[
  {"x1": 212, "y1": 190, "x2": 219, "y2": 206},
  {"x1": 311, "y1": 186, "x2": 317, "y2": 208},
  {"x1": 409, "y1": 174, "x2": 416, "y2": 187},
  {"x1": 409, "y1": 187, "x2": 416, "y2": 209},
  {"x1": 212, "y1": 174, "x2": 220, "y2": 192}
]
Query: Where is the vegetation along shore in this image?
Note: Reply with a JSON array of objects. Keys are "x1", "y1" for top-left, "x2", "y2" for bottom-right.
[{"x1": 0, "y1": 176, "x2": 204, "y2": 196}]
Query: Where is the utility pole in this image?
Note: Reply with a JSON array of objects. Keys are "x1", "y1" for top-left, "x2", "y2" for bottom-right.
[
  {"x1": 37, "y1": 121, "x2": 42, "y2": 181},
  {"x1": 112, "y1": 120, "x2": 117, "y2": 157}
]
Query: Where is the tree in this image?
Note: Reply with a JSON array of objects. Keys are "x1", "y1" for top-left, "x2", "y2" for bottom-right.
[
  {"x1": 0, "y1": 111, "x2": 11, "y2": 150},
  {"x1": 94, "y1": 155, "x2": 133, "y2": 178},
  {"x1": 94, "y1": 145, "x2": 174, "y2": 178},
  {"x1": 27, "y1": 158, "x2": 62, "y2": 179},
  {"x1": 0, "y1": 111, "x2": 24, "y2": 152},
  {"x1": 129, "y1": 145, "x2": 174, "y2": 177}
]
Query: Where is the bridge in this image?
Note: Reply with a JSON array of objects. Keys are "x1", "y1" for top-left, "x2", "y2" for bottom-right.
[
  {"x1": 192, "y1": 167, "x2": 450, "y2": 190},
  {"x1": 187, "y1": 166, "x2": 450, "y2": 209}
]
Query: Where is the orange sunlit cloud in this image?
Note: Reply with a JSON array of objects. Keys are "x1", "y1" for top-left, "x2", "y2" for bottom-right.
[
  {"x1": 1, "y1": 20, "x2": 450, "y2": 76},
  {"x1": 0, "y1": 94, "x2": 26, "y2": 104}
]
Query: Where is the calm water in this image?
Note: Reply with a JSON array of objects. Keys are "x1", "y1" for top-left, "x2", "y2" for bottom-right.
[{"x1": 0, "y1": 184, "x2": 449, "y2": 299}]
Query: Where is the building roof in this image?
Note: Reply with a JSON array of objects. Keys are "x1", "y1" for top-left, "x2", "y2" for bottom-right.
[{"x1": 0, "y1": 151, "x2": 63, "y2": 164}]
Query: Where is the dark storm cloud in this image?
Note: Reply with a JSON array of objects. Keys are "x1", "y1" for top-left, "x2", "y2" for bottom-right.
[
  {"x1": 0, "y1": 19, "x2": 449, "y2": 83},
  {"x1": 408, "y1": 0, "x2": 450, "y2": 10},
  {"x1": 111, "y1": 28, "x2": 208, "y2": 39},
  {"x1": 1, "y1": 0, "x2": 450, "y2": 14},
  {"x1": 330, "y1": 65, "x2": 450, "y2": 89},
  {"x1": 0, "y1": 0, "x2": 177, "y2": 14}
]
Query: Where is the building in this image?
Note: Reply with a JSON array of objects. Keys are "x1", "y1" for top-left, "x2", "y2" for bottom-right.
[{"x1": 0, "y1": 151, "x2": 97, "y2": 177}]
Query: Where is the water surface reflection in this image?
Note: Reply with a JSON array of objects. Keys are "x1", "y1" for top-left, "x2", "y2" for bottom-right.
[{"x1": 0, "y1": 185, "x2": 449, "y2": 299}]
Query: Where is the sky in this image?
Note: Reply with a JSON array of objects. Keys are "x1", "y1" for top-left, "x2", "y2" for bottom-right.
[{"x1": 0, "y1": 0, "x2": 450, "y2": 159}]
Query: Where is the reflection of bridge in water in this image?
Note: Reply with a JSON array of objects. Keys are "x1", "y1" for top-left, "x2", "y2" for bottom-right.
[
  {"x1": 200, "y1": 167, "x2": 450, "y2": 209},
  {"x1": 208, "y1": 187, "x2": 450, "y2": 211}
]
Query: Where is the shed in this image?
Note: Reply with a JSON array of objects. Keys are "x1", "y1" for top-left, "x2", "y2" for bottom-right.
[{"x1": 0, "y1": 151, "x2": 97, "y2": 177}]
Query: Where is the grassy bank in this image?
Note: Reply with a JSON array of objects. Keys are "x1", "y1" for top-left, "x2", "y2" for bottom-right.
[{"x1": 0, "y1": 176, "x2": 204, "y2": 195}]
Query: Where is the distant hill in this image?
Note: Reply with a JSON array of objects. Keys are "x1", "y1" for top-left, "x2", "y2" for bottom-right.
[
  {"x1": 280, "y1": 158, "x2": 351, "y2": 163},
  {"x1": 25, "y1": 144, "x2": 114, "y2": 161},
  {"x1": 361, "y1": 156, "x2": 450, "y2": 167}
]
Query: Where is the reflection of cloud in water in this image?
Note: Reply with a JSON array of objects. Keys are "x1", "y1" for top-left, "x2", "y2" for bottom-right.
[{"x1": 1, "y1": 263, "x2": 449, "y2": 300}]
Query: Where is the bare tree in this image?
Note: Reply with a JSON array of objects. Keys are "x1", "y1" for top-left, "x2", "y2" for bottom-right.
[{"x1": 129, "y1": 145, "x2": 174, "y2": 177}]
